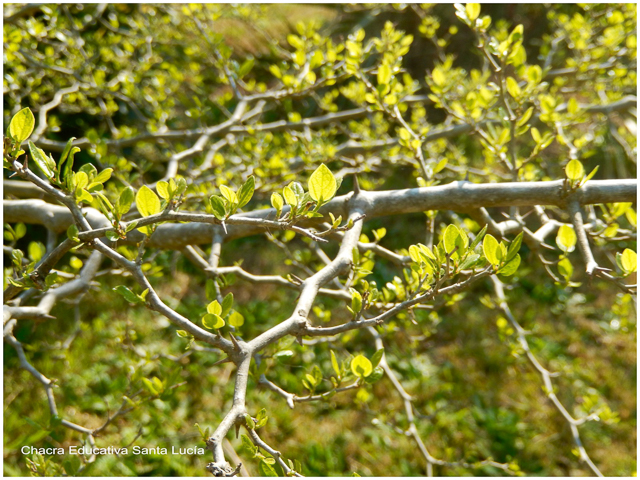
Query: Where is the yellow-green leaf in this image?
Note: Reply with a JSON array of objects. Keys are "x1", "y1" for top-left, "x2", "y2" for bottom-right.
[
  {"x1": 350, "y1": 355, "x2": 372, "y2": 378},
  {"x1": 506, "y1": 77, "x2": 521, "y2": 98},
  {"x1": 202, "y1": 313, "x2": 225, "y2": 329},
  {"x1": 136, "y1": 186, "x2": 161, "y2": 217},
  {"x1": 466, "y1": 3, "x2": 481, "y2": 21},
  {"x1": 237, "y1": 176, "x2": 255, "y2": 208},
  {"x1": 443, "y1": 224, "x2": 461, "y2": 255},
  {"x1": 75, "y1": 171, "x2": 89, "y2": 190},
  {"x1": 409, "y1": 245, "x2": 422, "y2": 263},
  {"x1": 9, "y1": 107, "x2": 35, "y2": 143},
  {"x1": 483, "y1": 234, "x2": 500, "y2": 266},
  {"x1": 28, "y1": 141, "x2": 55, "y2": 178},
  {"x1": 207, "y1": 300, "x2": 222, "y2": 315},
  {"x1": 308, "y1": 164, "x2": 336, "y2": 203},
  {"x1": 531, "y1": 127, "x2": 541, "y2": 143},
  {"x1": 565, "y1": 159, "x2": 584, "y2": 181},
  {"x1": 283, "y1": 185, "x2": 297, "y2": 207},
  {"x1": 330, "y1": 350, "x2": 341, "y2": 378},
  {"x1": 432, "y1": 68, "x2": 446, "y2": 87},
  {"x1": 157, "y1": 180, "x2": 170, "y2": 199},
  {"x1": 219, "y1": 184, "x2": 238, "y2": 204},
  {"x1": 556, "y1": 225, "x2": 577, "y2": 253},
  {"x1": 499, "y1": 254, "x2": 521, "y2": 276},
  {"x1": 567, "y1": 97, "x2": 579, "y2": 114},
  {"x1": 516, "y1": 107, "x2": 534, "y2": 127},
  {"x1": 620, "y1": 248, "x2": 637, "y2": 274},
  {"x1": 93, "y1": 168, "x2": 113, "y2": 184},
  {"x1": 558, "y1": 257, "x2": 573, "y2": 280},
  {"x1": 209, "y1": 195, "x2": 226, "y2": 220},
  {"x1": 271, "y1": 192, "x2": 284, "y2": 212},
  {"x1": 377, "y1": 63, "x2": 391, "y2": 86},
  {"x1": 228, "y1": 311, "x2": 244, "y2": 327}
]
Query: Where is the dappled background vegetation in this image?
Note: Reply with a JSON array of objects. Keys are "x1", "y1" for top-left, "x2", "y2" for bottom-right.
[{"x1": 3, "y1": 3, "x2": 636, "y2": 476}]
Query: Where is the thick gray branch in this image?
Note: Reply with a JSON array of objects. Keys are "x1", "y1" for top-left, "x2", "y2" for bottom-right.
[{"x1": 5, "y1": 179, "x2": 635, "y2": 250}]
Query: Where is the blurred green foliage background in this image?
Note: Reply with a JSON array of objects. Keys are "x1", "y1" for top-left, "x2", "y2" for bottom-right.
[{"x1": 3, "y1": 3, "x2": 636, "y2": 476}]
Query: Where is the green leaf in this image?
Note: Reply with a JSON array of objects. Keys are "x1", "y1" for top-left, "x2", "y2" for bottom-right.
[
  {"x1": 207, "y1": 300, "x2": 222, "y2": 315},
  {"x1": 9, "y1": 107, "x2": 35, "y2": 143},
  {"x1": 377, "y1": 63, "x2": 391, "y2": 85},
  {"x1": 63, "y1": 147, "x2": 80, "y2": 187},
  {"x1": 75, "y1": 188, "x2": 93, "y2": 205},
  {"x1": 466, "y1": 3, "x2": 481, "y2": 21},
  {"x1": 79, "y1": 163, "x2": 97, "y2": 180},
  {"x1": 75, "y1": 171, "x2": 89, "y2": 190},
  {"x1": 469, "y1": 225, "x2": 488, "y2": 252},
  {"x1": 67, "y1": 224, "x2": 80, "y2": 242},
  {"x1": 116, "y1": 187, "x2": 135, "y2": 217},
  {"x1": 290, "y1": 182, "x2": 305, "y2": 199},
  {"x1": 156, "y1": 181, "x2": 170, "y2": 200},
  {"x1": 219, "y1": 184, "x2": 238, "y2": 204},
  {"x1": 124, "y1": 219, "x2": 138, "y2": 233},
  {"x1": 142, "y1": 378, "x2": 159, "y2": 395},
  {"x1": 228, "y1": 311, "x2": 244, "y2": 327},
  {"x1": 351, "y1": 354, "x2": 372, "y2": 378},
  {"x1": 221, "y1": 293, "x2": 234, "y2": 317},
  {"x1": 584, "y1": 165, "x2": 599, "y2": 183},
  {"x1": 558, "y1": 257, "x2": 573, "y2": 280},
  {"x1": 259, "y1": 459, "x2": 278, "y2": 477},
  {"x1": 531, "y1": 127, "x2": 541, "y2": 143},
  {"x1": 244, "y1": 413, "x2": 256, "y2": 430},
  {"x1": 308, "y1": 164, "x2": 336, "y2": 203},
  {"x1": 506, "y1": 232, "x2": 523, "y2": 262},
  {"x1": 432, "y1": 68, "x2": 446, "y2": 87},
  {"x1": 498, "y1": 254, "x2": 521, "y2": 276},
  {"x1": 271, "y1": 192, "x2": 284, "y2": 213},
  {"x1": 14, "y1": 223, "x2": 27, "y2": 240},
  {"x1": 409, "y1": 245, "x2": 422, "y2": 264},
  {"x1": 241, "y1": 434, "x2": 257, "y2": 455},
  {"x1": 350, "y1": 288, "x2": 362, "y2": 316},
  {"x1": 105, "y1": 229, "x2": 118, "y2": 241},
  {"x1": 28, "y1": 141, "x2": 55, "y2": 179},
  {"x1": 370, "y1": 348, "x2": 384, "y2": 368},
  {"x1": 58, "y1": 137, "x2": 77, "y2": 172},
  {"x1": 483, "y1": 234, "x2": 500, "y2": 266},
  {"x1": 202, "y1": 313, "x2": 225, "y2": 329},
  {"x1": 516, "y1": 107, "x2": 534, "y2": 128},
  {"x1": 209, "y1": 195, "x2": 227, "y2": 220},
  {"x1": 556, "y1": 225, "x2": 576, "y2": 253},
  {"x1": 238, "y1": 58, "x2": 255, "y2": 78},
  {"x1": 114, "y1": 285, "x2": 142, "y2": 304},
  {"x1": 136, "y1": 185, "x2": 161, "y2": 217},
  {"x1": 565, "y1": 159, "x2": 585, "y2": 181},
  {"x1": 28, "y1": 241, "x2": 45, "y2": 262},
  {"x1": 283, "y1": 185, "x2": 297, "y2": 207},
  {"x1": 364, "y1": 366, "x2": 384, "y2": 384},
  {"x1": 330, "y1": 350, "x2": 341, "y2": 378},
  {"x1": 93, "y1": 168, "x2": 113, "y2": 184},
  {"x1": 619, "y1": 248, "x2": 637, "y2": 274},
  {"x1": 506, "y1": 77, "x2": 521, "y2": 98},
  {"x1": 255, "y1": 408, "x2": 268, "y2": 428},
  {"x1": 459, "y1": 253, "x2": 480, "y2": 270},
  {"x1": 237, "y1": 176, "x2": 255, "y2": 208},
  {"x1": 443, "y1": 224, "x2": 461, "y2": 256}
]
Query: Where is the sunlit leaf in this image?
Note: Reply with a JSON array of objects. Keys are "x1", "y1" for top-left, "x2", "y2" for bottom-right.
[
  {"x1": 136, "y1": 186, "x2": 161, "y2": 217},
  {"x1": 308, "y1": 164, "x2": 336, "y2": 203},
  {"x1": 351, "y1": 355, "x2": 372, "y2": 378},
  {"x1": 9, "y1": 107, "x2": 35, "y2": 143}
]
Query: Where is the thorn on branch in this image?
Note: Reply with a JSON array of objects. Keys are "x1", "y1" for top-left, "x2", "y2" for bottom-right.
[
  {"x1": 229, "y1": 333, "x2": 241, "y2": 351},
  {"x1": 213, "y1": 356, "x2": 232, "y2": 366}
]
